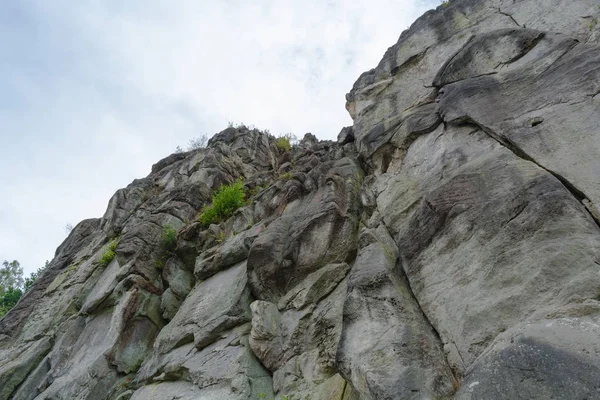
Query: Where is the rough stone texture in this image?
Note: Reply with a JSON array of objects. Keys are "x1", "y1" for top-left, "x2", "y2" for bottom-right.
[
  {"x1": 3, "y1": 1, "x2": 600, "y2": 399},
  {"x1": 455, "y1": 316, "x2": 600, "y2": 399},
  {"x1": 337, "y1": 226, "x2": 457, "y2": 399},
  {"x1": 247, "y1": 156, "x2": 362, "y2": 302},
  {"x1": 138, "y1": 261, "x2": 252, "y2": 381}
]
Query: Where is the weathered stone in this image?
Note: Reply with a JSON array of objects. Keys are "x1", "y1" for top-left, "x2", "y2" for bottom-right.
[
  {"x1": 0, "y1": 337, "x2": 52, "y2": 400},
  {"x1": 80, "y1": 255, "x2": 122, "y2": 314},
  {"x1": 130, "y1": 382, "x2": 206, "y2": 400},
  {"x1": 248, "y1": 157, "x2": 362, "y2": 302},
  {"x1": 337, "y1": 126, "x2": 355, "y2": 145},
  {"x1": 162, "y1": 257, "x2": 194, "y2": 299},
  {"x1": 437, "y1": 30, "x2": 600, "y2": 214},
  {"x1": 251, "y1": 274, "x2": 350, "y2": 398},
  {"x1": 194, "y1": 224, "x2": 262, "y2": 281},
  {"x1": 337, "y1": 227, "x2": 456, "y2": 399},
  {"x1": 456, "y1": 316, "x2": 600, "y2": 399},
  {"x1": 377, "y1": 124, "x2": 600, "y2": 378},
  {"x1": 5, "y1": 1, "x2": 600, "y2": 398},
  {"x1": 138, "y1": 261, "x2": 252, "y2": 382},
  {"x1": 278, "y1": 262, "x2": 350, "y2": 311},
  {"x1": 160, "y1": 288, "x2": 182, "y2": 321},
  {"x1": 132, "y1": 324, "x2": 273, "y2": 399},
  {"x1": 249, "y1": 301, "x2": 285, "y2": 371},
  {"x1": 34, "y1": 310, "x2": 121, "y2": 399}
]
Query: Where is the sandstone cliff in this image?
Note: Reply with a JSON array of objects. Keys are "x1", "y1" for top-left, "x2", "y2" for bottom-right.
[{"x1": 2, "y1": 0, "x2": 600, "y2": 399}]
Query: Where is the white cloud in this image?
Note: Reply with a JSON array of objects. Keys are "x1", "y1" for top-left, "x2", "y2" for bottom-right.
[{"x1": 0, "y1": 0, "x2": 437, "y2": 275}]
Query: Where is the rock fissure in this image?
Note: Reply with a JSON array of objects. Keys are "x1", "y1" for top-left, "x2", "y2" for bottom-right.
[
  {"x1": 449, "y1": 116, "x2": 600, "y2": 229},
  {"x1": 376, "y1": 210, "x2": 462, "y2": 388},
  {"x1": 497, "y1": 8, "x2": 521, "y2": 27}
]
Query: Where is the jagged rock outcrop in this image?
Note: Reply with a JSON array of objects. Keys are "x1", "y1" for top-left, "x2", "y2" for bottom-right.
[{"x1": 2, "y1": 0, "x2": 600, "y2": 398}]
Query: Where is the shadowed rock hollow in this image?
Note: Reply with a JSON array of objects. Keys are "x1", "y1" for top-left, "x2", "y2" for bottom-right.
[{"x1": 2, "y1": 0, "x2": 600, "y2": 398}]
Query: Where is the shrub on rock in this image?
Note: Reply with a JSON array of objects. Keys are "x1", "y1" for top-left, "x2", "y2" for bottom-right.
[{"x1": 199, "y1": 179, "x2": 246, "y2": 227}]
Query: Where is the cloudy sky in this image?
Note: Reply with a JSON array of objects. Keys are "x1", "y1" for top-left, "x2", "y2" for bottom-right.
[{"x1": 1, "y1": 0, "x2": 438, "y2": 276}]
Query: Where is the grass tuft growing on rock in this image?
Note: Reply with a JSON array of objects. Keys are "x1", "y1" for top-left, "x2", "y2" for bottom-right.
[
  {"x1": 156, "y1": 224, "x2": 178, "y2": 269},
  {"x1": 161, "y1": 225, "x2": 177, "y2": 253},
  {"x1": 199, "y1": 179, "x2": 247, "y2": 227},
  {"x1": 99, "y1": 237, "x2": 119, "y2": 267},
  {"x1": 280, "y1": 172, "x2": 292, "y2": 181}
]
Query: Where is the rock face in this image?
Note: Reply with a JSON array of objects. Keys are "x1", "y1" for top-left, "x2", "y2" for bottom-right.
[{"x1": 2, "y1": 0, "x2": 600, "y2": 398}]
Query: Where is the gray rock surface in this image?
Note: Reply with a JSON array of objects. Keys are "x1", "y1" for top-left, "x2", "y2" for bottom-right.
[
  {"x1": 337, "y1": 226, "x2": 457, "y2": 399},
  {"x1": 2, "y1": 1, "x2": 600, "y2": 399}
]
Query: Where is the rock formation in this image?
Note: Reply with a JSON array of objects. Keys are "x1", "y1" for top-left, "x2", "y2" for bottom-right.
[{"x1": 2, "y1": 0, "x2": 600, "y2": 398}]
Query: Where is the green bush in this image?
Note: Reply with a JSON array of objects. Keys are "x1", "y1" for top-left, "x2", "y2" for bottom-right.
[
  {"x1": 199, "y1": 179, "x2": 246, "y2": 227},
  {"x1": 156, "y1": 225, "x2": 178, "y2": 269},
  {"x1": 99, "y1": 237, "x2": 119, "y2": 267},
  {"x1": 275, "y1": 133, "x2": 297, "y2": 152},
  {"x1": 199, "y1": 204, "x2": 218, "y2": 226},
  {"x1": 0, "y1": 288, "x2": 23, "y2": 318},
  {"x1": 160, "y1": 225, "x2": 177, "y2": 253},
  {"x1": 275, "y1": 136, "x2": 291, "y2": 152}
]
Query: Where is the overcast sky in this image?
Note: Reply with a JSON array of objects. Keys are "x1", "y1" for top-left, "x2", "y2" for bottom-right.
[{"x1": 1, "y1": 0, "x2": 438, "y2": 276}]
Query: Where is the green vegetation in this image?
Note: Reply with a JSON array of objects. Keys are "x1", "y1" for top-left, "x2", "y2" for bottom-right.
[
  {"x1": 275, "y1": 133, "x2": 297, "y2": 152},
  {"x1": 0, "y1": 287, "x2": 23, "y2": 318},
  {"x1": 0, "y1": 260, "x2": 23, "y2": 292},
  {"x1": 279, "y1": 172, "x2": 292, "y2": 181},
  {"x1": 0, "y1": 259, "x2": 49, "y2": 318},
  {"x1": 590, "y1": 6, "x2": 600, "y2": 31},
  {"x1": 0, "y1": 260, "x2": 24, "y2": 318},
  {"x1": 99, "y1": 237, "x2": 119, "y2": 267},
  {"x1": 441, "y1": 0, "x2": 450, "y2": 7},
  {"x1": 24, "y1": 262, "x2": 49, "y2": 291},
  {"x1": 275, "y1": 133, "x2": 298, "y2": 152},
  {"x1": 156, "y1": 224, "x2": 178, "y2": 269},
  {"x1": 199, "y1": 179, "x2": 247, "y2": 227},
  {"x1": 213, "y1": 230, "x2": 226, "y2": 243},
  {"x1": 250, "y1": 184, "x2": 267, "y2": 199},
  {"x1": 275, "y1": 136, "x2": 292, "y2": 152},
  {"x1": 161, "y1": 225, "x2": 177, "y2": 253}
]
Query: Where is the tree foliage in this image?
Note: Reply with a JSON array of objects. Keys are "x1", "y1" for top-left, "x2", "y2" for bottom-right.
[
  {"x1": 24, "y1": 262, "x2": 49, "y2": 291},
  {"x1": 0, "y1": 260, "x2": 23, "y2": 295},
  {"x1": 0, "y1": 260, "x2": 48, "y2": 318}
]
